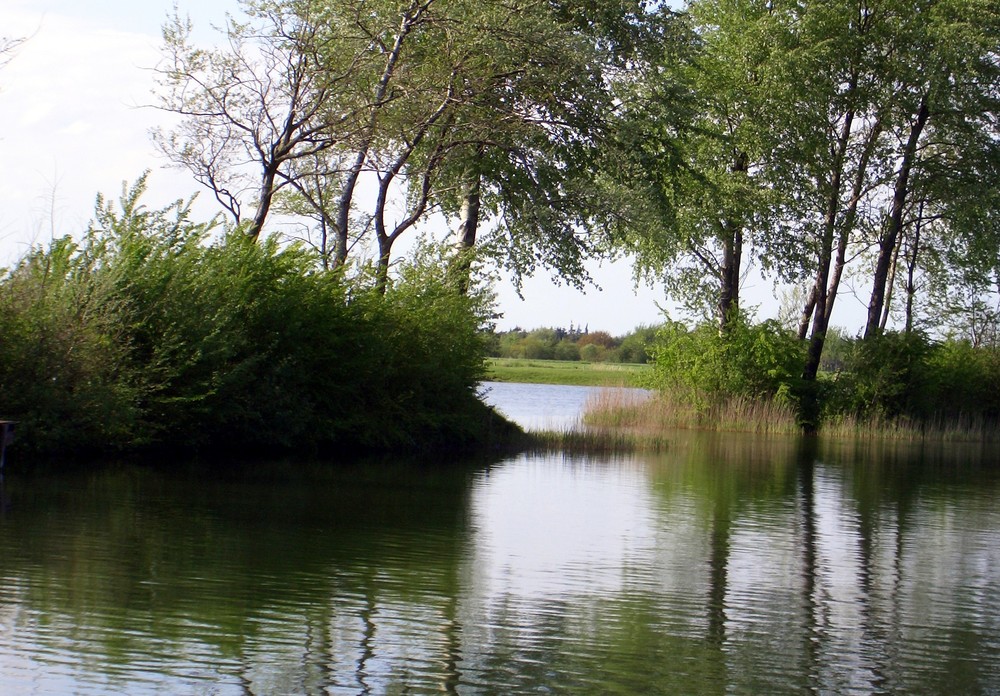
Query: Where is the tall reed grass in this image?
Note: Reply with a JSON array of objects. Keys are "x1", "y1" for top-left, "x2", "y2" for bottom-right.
[
  {"x1": 578, "y1": 386, "x2": 999, "y2": 447},
  {"x1": 582, "y1": 388, "x2": 802, "y2": 437},
  {"x1": 819, "y1": 412, "x2": 1000, "y2": 443}
]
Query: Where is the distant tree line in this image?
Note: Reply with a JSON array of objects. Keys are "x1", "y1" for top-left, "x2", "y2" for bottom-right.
[{"x1": 488, "y1": 326, "x2": 659, "y2": 364}]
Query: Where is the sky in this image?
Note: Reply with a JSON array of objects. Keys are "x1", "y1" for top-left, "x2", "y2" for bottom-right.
[{"x1": 0, "y1": 0, "x2": 860, "y2": 336}]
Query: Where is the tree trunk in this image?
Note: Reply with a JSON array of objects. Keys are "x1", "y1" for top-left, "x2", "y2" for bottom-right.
[
  {"x1": 333, "y1": 149, "x2": 367, "y2": 269},
  {"x1": 879, "y1": 237, "x2": 902, "y2": 332},
  {"x1": 904, "y1": 202, "x2": 924, "y2": 334},
  {"x1": 864, "y1": 93, "x2": 930, "y2": 339},
  {"x1": 450, "y1": 156, "x2": 483, "y2": 295},
  {"x1": 246, "y1": 161, "x2": 280, "y2": 241},
  {"x1": 718, "y1": 151, "x2": 748, "y2": 333},
  {"x1": 824, "y1": 119, "x2": 883, "y2": 329},
  {"x1": 375, "y1": 235, "x2": 392, "y2": 295},
  {"x1": 803, "y1": 105, "x2": 855, "y2": 384},
  {"x1": 718, "y1": 222, "x2": 742, "y2": 333},
  {"x1": 798, "y1": 284, "x2": 818, "y2": 341}
]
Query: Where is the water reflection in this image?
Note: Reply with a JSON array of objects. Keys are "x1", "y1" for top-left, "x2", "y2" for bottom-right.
[{"x1": 0, "y1": 439, "x2": 998, "y2": 694}]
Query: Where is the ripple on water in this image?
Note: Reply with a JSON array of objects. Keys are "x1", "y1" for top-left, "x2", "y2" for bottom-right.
[{"x1": 1, "y1": 445, "x2": 999, "y2": 694}]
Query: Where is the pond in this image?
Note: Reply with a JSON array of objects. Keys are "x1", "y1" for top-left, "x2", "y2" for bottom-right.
[{"x1": 0, "y1": 384, "x2": 998, "y2": 694}]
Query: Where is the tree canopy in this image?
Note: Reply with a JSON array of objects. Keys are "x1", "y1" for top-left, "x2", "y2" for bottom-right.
[{"x1": 153, "y1": 0, "x2": 1000, "y2": 375}]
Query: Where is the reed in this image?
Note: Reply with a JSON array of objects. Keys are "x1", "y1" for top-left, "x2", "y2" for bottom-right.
[
  {"x1": 819, "y1": 412, "x2": 1000, "y2": 443},
  {"x1": 529, "y1": 426, "x2": 673, "y2": 454},
  {"x1": 582, "y1": 388, "x2": 801, "y2": 436},
  {"x1": 525, "y1": 385, "x2": 1000, "y2": 455}
]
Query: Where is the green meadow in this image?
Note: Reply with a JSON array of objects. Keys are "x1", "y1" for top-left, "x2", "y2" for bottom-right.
[{"x1": 485, "y1": 358, "x2": 651, "y2": 387}]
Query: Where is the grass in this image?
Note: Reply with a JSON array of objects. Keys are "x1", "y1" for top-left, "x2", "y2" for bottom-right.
[
  {"x1": 581, "y1": 388, "x2": 802, "y2": 438},
  {"x1": 577, "y1": 387, "x2": 1000, "y2": 448},
  {"x1": 528, "y1": 426, "x2": 673, "y2": 454},
  {"x1": 484, "y1": 358, "x2": 651, "y2": 387}
]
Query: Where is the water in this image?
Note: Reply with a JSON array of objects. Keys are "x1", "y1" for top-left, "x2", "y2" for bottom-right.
[
  {"x1": 0, "y1": 384, "x2": 998, "y2": 694},
  {"x1": 478, "y1": 380, "x2": 650, "y2": 430}
]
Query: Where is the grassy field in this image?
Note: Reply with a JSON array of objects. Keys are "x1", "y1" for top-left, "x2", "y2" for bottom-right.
[{"x1": 484, "y1": 358, "x2": 652, "y2": 387}]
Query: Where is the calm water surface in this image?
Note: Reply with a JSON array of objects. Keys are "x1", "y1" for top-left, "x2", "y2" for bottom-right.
[
  {"x1": 478, "y1": 380, "x2": 650, "y2": 430},
  {"x1": 0, "y1": 384, "x2": 998, "y2": 694}
]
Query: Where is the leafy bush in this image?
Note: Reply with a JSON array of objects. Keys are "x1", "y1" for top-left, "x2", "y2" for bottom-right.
[
  {"x1": 0, "y1": 238, "x2": 141, "y2": 451},
  {"x1": 0, "y1": 178, "x2": 503, "y2": 456},
  {"x1": 650, "y1": 316, "x2": 805, "y2": 409},
  {"x1": 824, "y1": 332, "x2": 931, "y2": 421},
  {"x1": 613, "y1": 325, "x2": 659, "y2": 364},
  {"x1": 825, "y1": 331, "x2": 1000, "y2": 426},
  {"x1": 923, "y1": 340, "x2": 1000, "y2": 422},
  {"x1": 553, "y1": 339, "x2": 581, "y2": 361}
]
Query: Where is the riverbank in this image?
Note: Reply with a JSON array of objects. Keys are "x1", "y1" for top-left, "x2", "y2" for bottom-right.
[{"x1": 485, "y1": 358, "x2": 651, "y2": 387}]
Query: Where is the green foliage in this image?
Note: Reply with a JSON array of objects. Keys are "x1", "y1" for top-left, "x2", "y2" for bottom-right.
[
  {"x1": 650, "y1": 317, "x2": 805, "y2": 409},
  {"x1": 826, "y1": 332, "x2": 932, "y2": 421},
  {"x1": 0, "y1": 238, "x2": 141, "y2": 451},
  {"x1": 352, "y1": 246, "x2": 496, "y2": 450},
  {"x1": 826, "y1": 332, "x2": 1000, "y2": 426},
  {"x1": 923, "y1": 340, "x2": 1000, "y2": 423},
  {"x1": 579, "y1": 343, "x2": 603, "y2": 362},
  {"x1": 613, "y1": 325, "x2": 659, "y2": 364},
  {"x1": 488, "y1": 324, "x2": 657, "y2": 364},
  {"x1": 553, "y1": 339, "x2": 581, "y2": 362},
  {"x1": 0, "y1": 179, "x2": 503, "y2": 456}
]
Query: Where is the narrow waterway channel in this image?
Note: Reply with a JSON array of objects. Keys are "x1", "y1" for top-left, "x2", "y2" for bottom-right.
[{"x1": 477, "y1": 380, "x2": 650, "y2": 431}]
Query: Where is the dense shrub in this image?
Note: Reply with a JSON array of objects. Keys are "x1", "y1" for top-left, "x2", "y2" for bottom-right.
[
  {"x1": 613, "y1": 325, "x2": 658, "y2": 364},
  {"x1": 923, "y1": 339, "x2": 1000, "y2": 423},
  {"x1": 824, "y1": 332, "x2": 931, "y2": 421},
  {"x1": 825, "y1": 331, "x2": 1000, "y2": 426},
  {"x1": 649, "y1": 317, "x2": 806, "y2": 409},
  {"x1": 646, "y1": 319, "x2": 1000, "y2": 434},
  {"x1": 0, "y1": 238, "x2": 141, "y2": 451},
  {"x1": 553, "y1": 339, "x2": 581, "y2": 361},
  {"x1": 0, "y1": 179, "x2": 502, "y2": 456}
]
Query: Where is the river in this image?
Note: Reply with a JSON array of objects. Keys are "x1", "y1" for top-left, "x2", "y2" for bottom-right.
[{"x1": 0, "y1": 383, "x2": 998, "y2": 694}]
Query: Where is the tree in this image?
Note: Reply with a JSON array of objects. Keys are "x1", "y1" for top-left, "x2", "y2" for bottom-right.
[
  {"x1": 861, "y1": 0, "x2": 1000, "y2": 339},
  {"x1": 439, "y1": 0, "x2": 666, "y2": 294},
  {"x1": 613, "y1": 1, "x2": 796, "y2": 333},
  {"x1": 783, "y1": 0, "x2": 896, "y2": 384},
  {"x1": 153, "y1": 1, "x2": 373, "y2": 240},
  {"x1": 0, "y1": 34, "x2": 25, "y2": 71},
  {"x1": 153, "y1": 0, "x2": 680, "y2": 300}
]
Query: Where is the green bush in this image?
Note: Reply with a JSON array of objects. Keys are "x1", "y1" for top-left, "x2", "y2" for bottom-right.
[
  {"x1": 579, "y1": 343, "x2": 605, "y2": 362},
  {"x1": 612, "y1": 325, "x2": 659, "y2": 364},
  {"x1": 521, "y1": 337, "x2": 555, "y2": 360},
  {"x1": 824, "y1": 332, "x2": 1000, "y2": 426},
  {"x1": 650, "y1": 316, "x2": 805, "y2": 408},
  {"x1": 553, "y1": 339, "x2": 581, "y2": 361},
  {"x1": 0, "y1": 178, "x2": 503, "y2": 456},
  {"x1": 825, "y1": 332, "x2": 931, "y2": 421},
  {"x1": 0, "y1": 238, "x2": 141, "y2": 451},
  {"x1": 924, "y1": 340, "x2": 1000, "y2": 422}
]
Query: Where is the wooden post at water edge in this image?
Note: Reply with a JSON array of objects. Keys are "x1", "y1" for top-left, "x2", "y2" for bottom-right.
[{"x1": 0, "y1": 421, "x2": 15, "y2": 471}]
